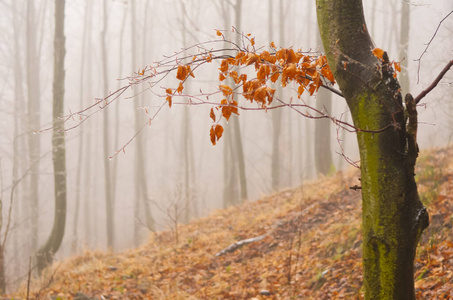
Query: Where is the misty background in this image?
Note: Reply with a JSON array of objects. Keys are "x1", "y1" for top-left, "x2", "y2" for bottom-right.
[{"x1": 0, "y1": 0, "x2": 451, "y2": 292}]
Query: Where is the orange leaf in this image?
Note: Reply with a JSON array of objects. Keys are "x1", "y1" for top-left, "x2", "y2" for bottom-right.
[
  {"x1": 297, "y1": 85, "x2": 305, "y2": 98},
  {"x1": 320, "y1": 63, "x2": 335, "y2": 84},
  {"x1": 231, "y1": 100, "x2": 239, "y2": 116},
  {"x1": 166, "y1": 95, "x2": 172, "y2": 108},
  {"x1": 251, "y1": 37, "x2": 255, "y2": 46},
  {"x1": 235, "y1": 51, "x2": 246, "y2": 62},
  {"x1": 257, "y1": 64, "x2": 270, "y2": 80},
  {"x1": 176, "y1": 65, "x2": 187, "y2": 80},
  {"x1": 253, "y1": 86, "x2": 267, "y2": 106},
  {"x1": 229, "y1": 71, "x2": 239, "y2": 83},
  {"x1": 286, "y1": 49, "x2": 299, "y2": 64},
  {"x1": 210, "y1": 108, "x2": 216, "y2": 122},
  {"x1": 282, "y1": 63, "x2": 297, "y2": 87},
  {"x1": 393, "y1": 61, "x2": 401, "y2": 72},
  {"x1": 176, "y1": 82, "x2": 184, "y2": 94},
  {"x1": 266, "y1": 87, "x2": 276, "y2": 105},
  {"x1": 222, "y1": 106, "x2": 232, "y2": 121},
  {"x1": 165, "y1": 88, "x2": 173, "y2": 107},
  {"x1": 219, "y1": 73, "x2": 226, "y2": 81},
  {"x1": 219, "y1": 85, "x2": 233, "y2": 97},
  {"x1": 270, "y1": 41, "x2": 276, "y2": 48},
  {"x1": 216, "y1": 30, "x2": 222, "y2": 36},
  {"x1": 219, "y1": 60, "x2": 229, "y2": 72},
  {"x1": 215, "y1": 124, "x2": 224, "y2": 139},
  {"x1": 210, "y1": 125, "x2": 224, "y2": 145},
  {"x1": 245, "y1": 53, "x2": 259, "y2": 66},
  {"x1": 187, "y1": 65, "x2": 195, "y2": 78},
  {"x1": 372, "y1": 48, "x2": 385, "y2": 60},
  {"x1": 210, "y1": 127, "x2": 216, "y2": 145}
]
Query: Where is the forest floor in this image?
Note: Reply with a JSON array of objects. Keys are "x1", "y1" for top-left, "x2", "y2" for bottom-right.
[{"x1": 8, "y1": 147, "x2": 453, "y2": 299}]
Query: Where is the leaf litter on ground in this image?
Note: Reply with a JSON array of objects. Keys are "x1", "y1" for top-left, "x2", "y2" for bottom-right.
[{"x1": 8, "y1": 146, "x2": 453, "y2": 299}]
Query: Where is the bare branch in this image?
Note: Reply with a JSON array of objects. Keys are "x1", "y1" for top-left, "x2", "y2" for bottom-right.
[
  {"x1": 414, "y1": 60, "x2": 453, "y2": 104},
  {"x1": 415, "y1": 10, "x2": 453, "y2": 84},
  {"x1": 215, "y1": 234, "x2": 267, "y2": 257}
]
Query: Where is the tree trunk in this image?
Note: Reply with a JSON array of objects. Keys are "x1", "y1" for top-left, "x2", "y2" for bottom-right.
[
  {"x1": 72, "y1": 0, "x2": 93, "y2": 255},
  {"x1": 233, "y1": 0, "x2": 248, "y2": 202},
  {"x1": 317, "y1": 0, "x2": 429, "y2": 298},
  {"x1": 398, "y1": 1, "x2": 410, "y2": 94},
  {"x1": 270, "y1": 0, "x2": 283, "y2": 191},
  {"x1": 314, "y1": 34, "x2": 334, "y2": 176},
  {"x1": 101, "y1": 0, "x2": 115, "y2": 250},
  {"x1": 220, "y1": 0, "x2": 240, "y2": 208},
  {"x1": 36, "y1": 0, "x2": 67, "y2": 274},
  {"x1": 26, "y1": 0, "x2": 41, "y2": 253},
  {"x1": 131, "y1": 0, "x2": 154, "y2": 247}
]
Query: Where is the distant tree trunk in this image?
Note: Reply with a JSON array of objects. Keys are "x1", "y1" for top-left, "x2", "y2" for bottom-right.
[
  {"x1": 83, "y1": 3, "x2": 95, "y2": 248},
  {"x1": 36, "y1": 0, "x2": 67, "y2": 274},
  {"x1": 232, "y1": 0, "x2": 248, "y2": 202},
  {"x1": 101, "y1": 0, "x2": 115, "y2": 250},
  {"x1": 398, "y1": 1, "x2": 410, "y2": 94},
  {"x1": 26, "y1": 0, "x2": 41, "y2": 253},
  {"x1": 223, "y1": 129, "x2": 237, "y2": 207},
  {"x1": 179, "y1": 0, "x2": 196, "y2": 223},
  {"x1": 220, "y1": 1, "x2": 239, "y2": 208},
  {"x1": 131, "y1": 0, "x2": 154, "y2": 247},
  {"x1": 302, "y1": 0, "x2": 314, "y2": 180},
  {"x1": 72, "y1": 0, "x2": 92, "y2": 255},
  {"x1": 269, "y1": 0, "x2": 283, "y2": 191},
  {"x1": 314, "y1": 34, "x2": 334, "y2": 176},
  {"x1": 4, "y1": 1, "x2": 26, "y2": 291},
  {"x1": 317, "y1": 0, "x2": 429, "y2": 297}
]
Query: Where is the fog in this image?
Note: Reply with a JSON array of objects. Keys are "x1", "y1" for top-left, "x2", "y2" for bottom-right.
[{"x1": 0, "y1": 0, "x2": 451, "y2": 292}]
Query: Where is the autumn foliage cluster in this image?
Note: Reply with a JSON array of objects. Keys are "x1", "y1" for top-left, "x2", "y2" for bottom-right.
[{"x1": 160, "y1": 31, "x2": 336, "y2": 145}]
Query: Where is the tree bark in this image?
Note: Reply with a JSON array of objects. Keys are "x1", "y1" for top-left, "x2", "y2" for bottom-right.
[
  {"x1": 36, "y1": 0, "x2": 67, "y2": 274},
  {"x1": 316, "y1": 0, "x2": 428, "y2": 298}
]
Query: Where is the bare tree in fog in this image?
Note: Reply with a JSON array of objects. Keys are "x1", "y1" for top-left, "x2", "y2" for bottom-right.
[
  {"x1": 179, "y1": 0, "x2": 198, "y2": 224},
  {"x1": 26, "y1": 0, "x2": 42, "y2": 254},
  {"x1": 398, "y1": 0, "x2": 411, "y2": 95},
  {"x1": 36, "y1": 0, "x2": 67, "y2": 274},
  {"x1": 101, "y1": 0, "x2": 115, "y2": 250},
  {"x1": 131, "y1": 0, "x2": 155, "y2": 247},
  {"x1": 72, "y1": 0, "x2": 93, "y2": 255},
  {"x1": 218, "y1": 0, "x2": 248, "y2": 208},
  {"x1": 314, "y1": 33, "x2": 334, "y2": 176}
]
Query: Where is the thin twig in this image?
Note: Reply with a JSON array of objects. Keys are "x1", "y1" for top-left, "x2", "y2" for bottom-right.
[
  {"x1": 414, "y1": 60, "x2": 453, "y2": 104},
  {"x1": 415, "y1": 10, "x2": 453, "y2": 84}
]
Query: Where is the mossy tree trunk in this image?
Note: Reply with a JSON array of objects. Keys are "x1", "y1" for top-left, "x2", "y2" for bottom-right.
[{"x1": 316, "y1": 0, "x2": 429, "y2": 298}]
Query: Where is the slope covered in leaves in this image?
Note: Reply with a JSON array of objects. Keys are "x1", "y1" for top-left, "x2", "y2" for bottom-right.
[{"x1": 10, "y1": 147, "x2": 453, "y2": 299}]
